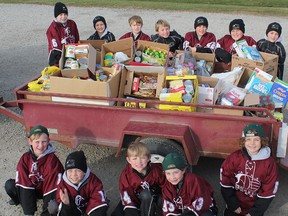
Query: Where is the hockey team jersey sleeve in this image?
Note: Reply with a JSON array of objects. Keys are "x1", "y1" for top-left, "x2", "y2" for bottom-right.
[
  {"x1": 220, "y1": 152, "x2": 241, "y2": 211},
  {"x1": 119, "y1": 168, "x2": 139, "y2": 210}
]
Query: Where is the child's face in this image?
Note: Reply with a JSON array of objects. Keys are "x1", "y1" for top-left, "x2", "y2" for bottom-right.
[
  {"x1": 165, "y1": 168, "x2": 185, "y2": 185},
  {"x1": 126, "y1": 154, "x2": 150, "y2": 174},
  {"x1": 130, "y1": 21, "x2": 142, "y2": 35},
  {"x1": 56, "y1": 13, "x2": 68, "y2": 24},
  {"x1": 28, "y1": 133, "x2": 49, "y2": 157},
  {"x1": 244, "y1": 136, "x2": 262, "y2": 155},
  {"x1": 66, "y1": 168, "x2": 85, "y2": 185},
  {"x1": 157, "y1": 25, "x2": 170, "y2": 38},
  {"x1": 267, "y1": 31, "x2": 279, "y2": 43},
  {"x1": 95, "y1": 21, "x2": 106, "y2": 34},
  {"x1": 195, "y1": 25, "x2": 207, "y2": 37},
  {"x1": 231, "y1": 29, "x2": 244, "y2": 41}
]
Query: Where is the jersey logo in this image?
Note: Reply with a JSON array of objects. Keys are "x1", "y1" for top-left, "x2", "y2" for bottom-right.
[
  {"x1": 75, "y1": 194, "x2": 85, "y2": 212},
  {"x1": 235, "y1": 160, "x2": 261, "y2": 197},
  {"x1": 140, "y1": 181, "x2": 150, "y2": 190}
]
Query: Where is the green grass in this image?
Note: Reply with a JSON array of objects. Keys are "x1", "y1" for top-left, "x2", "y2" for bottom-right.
[{"x1": 1, "y1": 0, "x2": 288, "y2": 16}]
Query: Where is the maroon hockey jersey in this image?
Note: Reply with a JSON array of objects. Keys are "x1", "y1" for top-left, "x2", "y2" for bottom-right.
[
  {"x1": 184, "y1": 31, "x2": 216, "y2": 51},
  {"x1": 46, "y1": 19, "x2": 79, "y2": 55},
  {"x1": 119, "y1": 31, "x2": 150, "y2": 48},
  {"x1": 217, "y1": 34, "x2": 257, "y2": 54},
  {"x1": 56, "y1": 168, "x2": 108, "y2": 215},
  {"x1": 220, "y1": 148, "x2": 279, "y2": 215},
  {"x1": 15, "y1": 144, "x2": 63, "y2": 196},
  {"x1": 162, "y1": 172, "x2": 216, "y2": 216},
  {"x1": 119, "y1": 163, "x2": 165, "y2": 210}
]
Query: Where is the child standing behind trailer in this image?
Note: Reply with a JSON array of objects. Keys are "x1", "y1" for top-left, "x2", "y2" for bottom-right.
[
  {"x1": 215, "y1": 19, "x2": 256, "y2": 64},
  {"x1": 46, "y1": 2, "x2": 79, "y2": 66},
  {"x1": 119, "y1": 15, "x2": 150, "y2": 48},
  {"x1": 257, "y1": 22, "x2": 286, "y2": 80},
  {"x1": 151, "y1": 19, "x2": 184, "y2": 58},
  {"x1": 161, "y1": 152, "x2": 218, "y2": 216},
  {"x1": 184, "y1": 16, "x2": 216, "y2": 53},
  {"x1": 4, "y1": 125, "x2": 64, "y2": 216},
  {"x1": 220, "y1": 123, "x2": 279, "y2": 216},
  {"x1": 55, "y1": 150, "x2": 108, "y2": 216},
  {"x1": 87, "y1": 15, "x2": 116, "y2": 42},
  {"x1": 111, "y1": 141, "x2": 165, "y2": 216}
]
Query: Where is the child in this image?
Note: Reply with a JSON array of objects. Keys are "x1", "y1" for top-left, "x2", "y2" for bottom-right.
[
  {"x1": 111, "y1": 141, "x2": 165, "y2": 216},
  {"x1": 162, "y1": 152, "x2": 218, "y2": 216},
  {"x1": 257, "y1": 22, "x2": 286, "y2": 80},
  {"x1": 151, "y1": 19, "x2": 184, "y2": 58},
  {"x1": 46, "y1": 2, "x2": 79, "y2": 66},
  {"x1": 184, "y1": 16, "x2": 216, "y2": 53},
  {"x1": 4, "y1": 125, "x2": 64, "y2": 216},
  {"x1": 119, "y1": 15, "x2": 150, "y2": 48},
  {"x1": 87, "y1": 15, "x2": 116, "y2": 42},
  {"x1": 215, "y1": 19, "x2": 257, "y2": 64},
  {"x1": 220, "y1": 123, "x2": 279, "y2": 216},
  {"x1": 55, "y1": 150, "x2": 108, "y2": 216}
]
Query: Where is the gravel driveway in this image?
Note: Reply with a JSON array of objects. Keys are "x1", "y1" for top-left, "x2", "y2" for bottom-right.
[{"x1": 1, "y1": 3, "x2": 288, "y2": 215}]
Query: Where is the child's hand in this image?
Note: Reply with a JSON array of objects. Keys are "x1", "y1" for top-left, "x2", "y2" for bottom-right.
[
  {"x1": 60, "y1": 188, "x2": 70, "y2": 205},
  {"x1": 234, "y1": 207, "x2": 241, "y2": 214},
  {"x1": 189, "y1": 46, "x2": 197, "y2": 53}
]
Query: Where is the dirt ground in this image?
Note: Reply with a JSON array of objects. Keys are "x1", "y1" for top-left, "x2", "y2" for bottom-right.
[{"x1": 1, "y1": 3, "x2": 288, "y2": 216}]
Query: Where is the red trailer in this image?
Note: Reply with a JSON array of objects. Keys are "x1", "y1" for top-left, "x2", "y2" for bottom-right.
[{"x1": 1, "y1": 79, "x2": 287, "y2": 168}]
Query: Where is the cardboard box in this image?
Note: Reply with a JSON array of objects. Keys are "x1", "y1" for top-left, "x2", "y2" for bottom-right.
[
  {"x1": 159, "y1": 75, "x2": 198, "y2": 112},
  {"x1": 101, "y1": 37, "x2": 133, "y2": 66},
  {"x1": 131, "y1": 40, "x2": 169, "y2": 67},
  {"x1": 176, "y1": 51, "x2": 215, "y2": 74},
  {"x1": 46, "y1": 67, "x2": 121, "y2": 105},
  {"x1": 231, "y1": 51, "x2": 278, "y2": 78},
  {"x1": 59, "y1": 43, "x2": 97, "y2": 74},
  {"x1": 197, "y1": 76, "x2": 220, "y2": 105},
  {"x1": 79, "y1": 40, "x2": 105, "y2": 65},
  {"x1": 122, "y1": 66, "x2": 166, "y2": 98}
]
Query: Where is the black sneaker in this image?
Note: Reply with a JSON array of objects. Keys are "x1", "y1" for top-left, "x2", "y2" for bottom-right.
[{"x1": 8, "y1": 199, "x2": 19, "y2": 206}]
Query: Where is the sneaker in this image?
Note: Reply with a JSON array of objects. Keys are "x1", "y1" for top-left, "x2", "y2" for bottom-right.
[{"x1": 8, "y1": 199, "x2": 19, "y2": 206}]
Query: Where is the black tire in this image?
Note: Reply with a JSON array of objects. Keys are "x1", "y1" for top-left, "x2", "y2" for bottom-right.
[{"x1": 140, "y1": 137, "x2": 188, "y2": 165}]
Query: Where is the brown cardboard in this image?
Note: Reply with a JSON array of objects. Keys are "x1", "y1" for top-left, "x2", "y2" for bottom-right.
[
  {"x1": 237, "y1": 67, "x2": 255, "y2": 88},
  {"x1": 243, "y1": 94, "x2": 260, "y2": 107},
  {"x1": 131, "y1": 40, "x2": 169, "y2": 66},
  {"x1": 176, "y1": 51, "x2": 215, "y2": 74},
  {"x1": 197, "y1": 75, "x2": 221, "y2": 105},
  {"x1": 231, "y1": 52, "x2": 278, "y2": 78},
  {"x1": 101, "y1": 37, "x2": 133, "y2": 66},
  {"x1": 122, "y1": 66, "x2": 166, "y2": 98},
  {"x1": 213, "y1": 108, "x2": 243, "y2": 116},
  {"x1": 59, "y1": 43, "x2": 97, "y2": 74},
  {"x1": 46, "y1": 67, "x2": 121, "y2": 105},
  {"x1": 79, "y1": 40, "x2": 105, "y2": 65}
]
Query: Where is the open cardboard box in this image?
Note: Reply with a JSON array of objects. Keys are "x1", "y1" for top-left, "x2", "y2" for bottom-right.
[
  {"x1": 59, "y1": 43, "x2": 97, "y2": 74},
  {"x1": 159, "y1": 75, "x2": 198, "y2": 112},
  {"x1": 45, "y1": 67, "x2": 121, "y2": 106},
  {"x1": 130, "y1": 40, "x2": 169, "y2": 67},
  {"x1": 231, "y1": 51, "x2": 278, "y2": 79},
  {"x1": 79, "y1": 40, "x2": 105, "y2": 65},
  {"x1": 176, "y1": 51, "x2": 215, "y2": 74},
  {"x1": 121, "y1": 65, "x2": 166, "y2": 99},
  {"x1": 101, "y1": 37, "x2": 133, "y2": 67}
]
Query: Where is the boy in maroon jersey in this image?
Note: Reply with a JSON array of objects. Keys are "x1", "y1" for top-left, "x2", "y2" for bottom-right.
[
  {"x1": 162, "y1": 152, "x2": 218, "y2": 216},
  {"x1": 119, "y1": 15, "x2": 150, "y2": 48},
  {"x1": 55, "y1": 150, "x2": 108, "y2": 216},
  {"x1": 220, "y1": 123, "x2": 279, "y2": 216},
  {"x1": 184, "y1": 16, "x2": 216, "y2": 53},
  {"x1": 46, "y1": 2, "x2": 79, "y2": 66},
  {"x1": 4, "y1": 125, "x2": 64, "y2": 216},
  {"x1": 111, "y1": 141, "x2": 165, "y2": 216},
  {"x1": 215, "y1": 19, "x2": 257, "y2": 64}
]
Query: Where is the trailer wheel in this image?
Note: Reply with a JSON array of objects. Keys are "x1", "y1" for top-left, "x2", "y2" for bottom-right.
[{"x1": 140, "y1": 137, "x2": 188, "y2": 166}]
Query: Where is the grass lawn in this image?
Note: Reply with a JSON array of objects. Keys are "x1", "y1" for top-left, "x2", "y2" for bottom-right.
[{"x1": 1, "y1": 0, "x2": 288, "y2": 16}]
